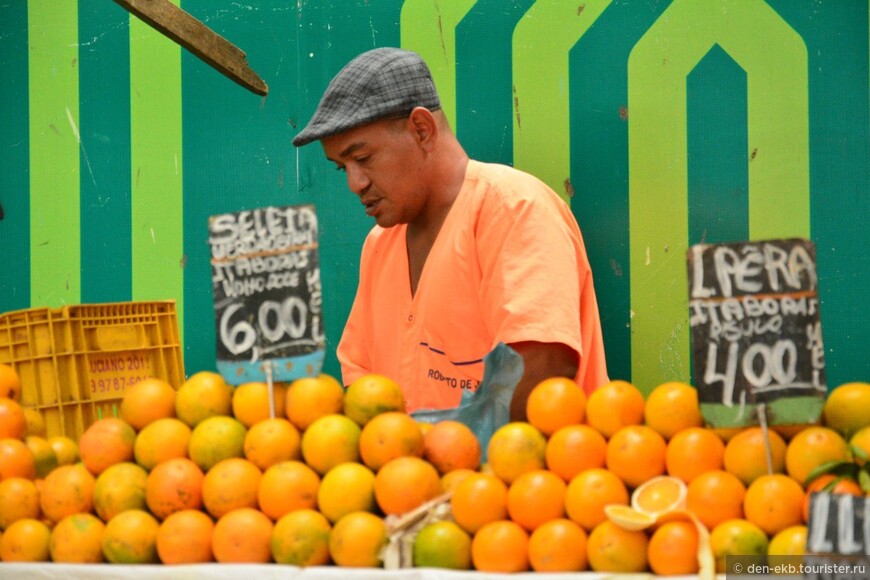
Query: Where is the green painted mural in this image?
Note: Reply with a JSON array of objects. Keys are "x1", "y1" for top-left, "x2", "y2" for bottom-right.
[{"x1": 0, "y1": 0, "x2": 867, "y2": 395}]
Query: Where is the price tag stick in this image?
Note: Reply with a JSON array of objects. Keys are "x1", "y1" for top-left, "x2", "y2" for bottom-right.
[
  {"x1": 756, "y1": 403, "x2": 774, "y2": 475},
  {"x1": 264, "y1": 361, "x2": 276, "y2": 420}
]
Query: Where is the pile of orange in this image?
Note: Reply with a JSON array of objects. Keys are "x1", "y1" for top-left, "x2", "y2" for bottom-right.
[{"x1": 1, "y1": 356, "x2": 869, "y2": 575}]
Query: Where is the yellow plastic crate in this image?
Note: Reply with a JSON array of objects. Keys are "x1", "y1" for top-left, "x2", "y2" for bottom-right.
[{"x1": 0, "y1": 301, "x2": 185, "y2": 439}]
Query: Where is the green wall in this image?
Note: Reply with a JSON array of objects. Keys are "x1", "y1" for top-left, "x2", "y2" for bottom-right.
[{"x1": 1, "y1": 0, "x2": 867, "y2": 394}]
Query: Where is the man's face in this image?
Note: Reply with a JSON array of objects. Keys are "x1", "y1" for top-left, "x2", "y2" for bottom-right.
[{"x1": 321, "y1": 118, "x2": 425, "y2": 229}]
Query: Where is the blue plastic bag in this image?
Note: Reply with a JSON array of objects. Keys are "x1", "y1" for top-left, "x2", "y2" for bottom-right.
[{"x1": 412, "y1": 343, "x2": 524, "y2": 460}]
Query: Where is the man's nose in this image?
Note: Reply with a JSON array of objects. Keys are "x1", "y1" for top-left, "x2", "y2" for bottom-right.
[{"x1": 345, "y1": 164, "x2": 370, "y2": 195}]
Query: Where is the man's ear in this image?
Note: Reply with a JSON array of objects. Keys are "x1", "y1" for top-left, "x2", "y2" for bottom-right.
[{"x1": 407, "y1": 107, "x2": 438, "y2": 149}]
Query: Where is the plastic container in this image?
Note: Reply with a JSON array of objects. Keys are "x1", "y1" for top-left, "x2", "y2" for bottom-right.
[{"x1": 0, "y1": 301, "x2": 185, "y2": 439}]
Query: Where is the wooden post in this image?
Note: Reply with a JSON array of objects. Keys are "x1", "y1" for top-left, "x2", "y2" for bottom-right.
[{"x1": 113, "y1": 0, "x2": 268, "y2": 96}]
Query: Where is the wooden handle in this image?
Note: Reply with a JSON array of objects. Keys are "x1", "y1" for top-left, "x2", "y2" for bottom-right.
[{"x1": 114, "y1": 0, "x2": 268, "y2": 96}]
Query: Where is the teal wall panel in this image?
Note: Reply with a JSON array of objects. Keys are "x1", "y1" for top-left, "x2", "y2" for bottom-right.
[
  {"x1": 1, "y1": 0, "x2": 868, "y2": 393},
  {"x1": 0, "y1": 2, "x2": 30, "y2": 311},
  {"x1": 79, "y1": 0, "x2": 132, "y2": 303}
]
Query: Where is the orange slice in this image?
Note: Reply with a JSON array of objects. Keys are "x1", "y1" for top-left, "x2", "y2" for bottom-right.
[
  {"x1": 631, "y1": 475, "x2": 687, "y2": 518},
  {"x1": 603, "y1": 504, "x2": 656, "y2": 531}
]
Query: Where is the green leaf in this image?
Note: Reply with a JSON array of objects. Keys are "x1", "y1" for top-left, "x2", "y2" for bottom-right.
[
  {"x1": 850, "y1": 444, "x2": 869, "y2": 462},
  {"x1": 804, "y1": 460, "x2": 856, "y2": 486},
  {"x1": 859, "y1": 468, "x2": 870, "y2": 493}
]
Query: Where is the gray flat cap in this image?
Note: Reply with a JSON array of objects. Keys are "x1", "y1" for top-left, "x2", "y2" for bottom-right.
[{"x1": 292, "y1": 47, "x2": 441, "y2": 147}]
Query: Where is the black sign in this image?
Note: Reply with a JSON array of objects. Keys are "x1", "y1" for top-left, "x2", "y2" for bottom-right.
[
  {"x1": 806, "y1": 492, "x2": 870, "y2": 557},
  {"x1": 208, "y1": 204, "x2": 325, "y2": 384},
  {"x1": 687, "y1": 238, "x2": 826, "y2": 427}
]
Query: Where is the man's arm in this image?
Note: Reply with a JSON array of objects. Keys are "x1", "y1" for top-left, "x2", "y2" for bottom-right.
[{"x1": 507, "y1": 341, "x2": 579, "y2": 422}]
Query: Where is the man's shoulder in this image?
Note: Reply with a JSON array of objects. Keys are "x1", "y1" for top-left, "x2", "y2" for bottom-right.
[{"x1": 466, "y1": 160, "x2": 564, "y2": 209}]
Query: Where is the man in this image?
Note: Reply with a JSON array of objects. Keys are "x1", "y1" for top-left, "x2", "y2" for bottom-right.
[{"x1": 293, "y1": 47, "x2": 608, "y2": 421}]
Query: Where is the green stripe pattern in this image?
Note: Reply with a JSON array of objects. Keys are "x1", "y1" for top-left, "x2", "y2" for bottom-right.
[
  {"x1": 400, "y1": 0, "x2": 478, "y2": 129},
  {"x1": 28, "y1": 0, "x2": 81, "y2": 306},
  {"x1": 129, "y1": 7, "x2": 185, "y2": 334},
  {"x1": 513, "y1": 0, "x2": 611, "y2": 202},
  {"x1": 628, "y1": 0, "x2": 811, "y2": 389}
]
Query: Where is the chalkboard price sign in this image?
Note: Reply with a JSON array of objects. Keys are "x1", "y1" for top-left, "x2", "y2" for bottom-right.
[
  {"x1": 805, "y1": 492, "x2": 870, "y2": 573},
  {"x1": 208, "y1": 204, "x2": 325, "y2": 384},
  {"x1": 687, "y1": 238, "x2": 826, "y2": 428}
]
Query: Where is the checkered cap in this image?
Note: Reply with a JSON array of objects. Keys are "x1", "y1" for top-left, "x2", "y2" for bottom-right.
[{"x1": 292, "y1": 47, "x2": 441, "y2": 147}]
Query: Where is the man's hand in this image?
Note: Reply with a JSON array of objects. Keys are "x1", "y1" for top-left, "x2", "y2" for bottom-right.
[{"x1": 507, "y1": 341, "x2": 579, "y2": 422}]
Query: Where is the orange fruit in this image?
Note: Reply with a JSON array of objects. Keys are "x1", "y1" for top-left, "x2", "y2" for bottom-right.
[
  {"x1": 686, "y1": 469, "x2": 746, "y2": 530},
  {"x1": 744, "y1": 473, "x2": 805, "y2": 536},
  {"x1": 231, "y1": 381, "x2": 288, "y2": 427},
  {"x1": 102, "y1": 509, "x2": 160, "y2": 563},
  {"x1": 471, "y1": 519, "x2": 530, "y2": 572},
  {"x1": 300, "y1": 413, "x2": 361, "y2": 475},
  {"x1": 284, "y1": 374, "x2": 345, "y2": 431},
  {"x1": 359, "y1": 411, "x2": 424, "y2": 471},
  {"x1": 823, "y1": 381, "x2": 870, "y2": 438},
  {"x1": 785, "y1": 426, "x2": 851, "y2": 485},
  {"x1": 0, "y1": 477, "x2": 40, "y2": 530},
  {"x1": 156, "y1": 509, "x2": 215, "y2": 564},
  {"x1": 47, "y1": 435, "x2": 79, "y2": 466},
  {"x1": 93, "y1": 461, "x2": 148, "y2": 522},
  {"x1": 212, "y1": 507, "x2": 273, "y2": 563},
  {"x1": 201, "y1": 457, "x2": 262, "y2": 518},
  {"x1": 317, "y1": 461, "x2": 376, "y2": 523},
  {"x1": 723, "y1": 426, "x2": 787, "y2": 485},
  {"x1": 0, "y1": 438, "x2": 36, "y2": 480},
  {"x1": 133, "y1": 417, "x2": 191, "y2": 470},
  {"x1": 768, "y1": 524, "x2": 807, "y2": 557},
  {"x1": 271, "y1": 508, "x2": 332, "y2": 566},
  {"x1": 486, "y1": 421, "x2": 547, "y2": 484},
  {"x1": 647, "y1": 520, "x2": 699, "y2": 575},
  {"x1": 528, "y1": 518, "x2": 588, "y2": 572},
  {"x1": 0, "y1": 364, "x2": 21, "y2": 401},
  {"x1": 440, "y1": 467, "x2": 477, "y2": 493},
  {"x1": 586, "y1": 519, "x2": 649, "y2": 573},
  {"x1": 343, "y1": 373, "x2": 405, "y2": 426},
  {"x1": 78, "y1": 417, "x2": 137, "y2": 475},
  {"x1": 374, "y1": 456, "x2": 441, "y2": 516},
  {"x1": 174, "y1": 371, "x2": 233, "y2": 427},
  {"x1": 120, "y1": 377, "x2": 176, "y2": 431},
  {"x1": 665, "y1": 426, "x2": 725, "y2": 483},
  {"x1": 0, "y1": 518, "x2": 50, "y2": 562},
  {"x1": 801, "y1": 473, "x2": 863, "y2": 523},
  {"x1": 506, "y1": 469, "x2": 566, "y2": 531},
  {"x1": 643, "y1": 381, "x2": 703, "y2": 440},
  {"x1": 450, "y1": 472, "x2": 508, "y2": 534},
  {"x1": 412, "y1": 520, "x2": 472, "y2": 570},
  {"x1": 328, "y1": 511, "x2": 388, "y2": 568},
  {"x1": 605, "y1": 424, "x2": 667, "y2": 489},
  {"x1": 422, "y1": 419, "x2": 481, "y2": 475},
  {"x1": 565, "y1": 467, "x2": 630, "y2": 531},
  {"x1": 545, "y1": 424, "x2": 606, "y2": 481},
  {"x1": 22, "y1": 408, "x2": 46, "y2": 437},
  {"x1": 24, "y1": 435, "x2": 57, "y2": 479},
  {"x1": 585, "y1": 380, "x2": 645, "y2": 438},
  {"x1": 243, "y1": 417, "x2": 301, "y2": 470},
  {"x1": 188, "y1": 415, "x2": 247, "y2": 471},
  {"x1": 39, "y1": 463, "x2": 96, "y2": 523},
  {"x1": 526, "y1": 376, "x2": 587, "y2": 436},
  {"x1": 145, "y1": 457, "x2": 204, "y2": 520},
  {"x1": 49, "y1": 513, "x2": 105, "y2": 563},
  {"x1": 258, "y1": 460, "x2": 320, "y2": 521},
  {"x1": 709, "y1": 518, "x2": 768, "y2": 573},
  {"x1": 0, "y1": 398, "x2": 27, "y2": 440}
]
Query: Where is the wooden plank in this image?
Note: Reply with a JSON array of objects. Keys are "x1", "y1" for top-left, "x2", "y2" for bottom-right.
[{"x1": 113, "y1": 0, "x2": 268, "y2": 96}]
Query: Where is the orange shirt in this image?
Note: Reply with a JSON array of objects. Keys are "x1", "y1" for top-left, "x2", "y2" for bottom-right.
[{"x1": 337, "y1": 160, "x2": 609, "y2": 413}]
